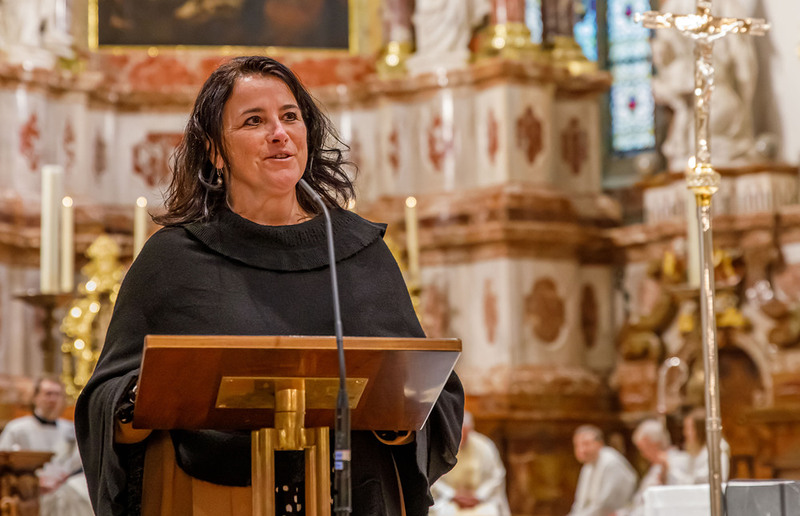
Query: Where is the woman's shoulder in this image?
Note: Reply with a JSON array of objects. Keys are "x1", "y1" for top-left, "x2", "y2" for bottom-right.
[
  {"x1": 127, "y1": 225, "x2": 203, "y2": 274},
  {"x1": 138, "y1": 224, "x2": 202, "y2": 254},
  {"x1": 333, "y1": 208, "x2": 387, "y2": 236}
]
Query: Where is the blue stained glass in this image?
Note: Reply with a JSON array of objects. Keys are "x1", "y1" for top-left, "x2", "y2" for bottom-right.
[
  {"x1": 608, "y1": 0, "x2": 652, "y2": 40},
  {"x1": 522, "y1": 0, "x2": 655, "y2": 154},
  {"x1": 574, "y1": 0, "x2": 598, "y2": 61},
  {"x1": 525, "y1": 0, "x2": 595, "y2": 59},
  {"x1": 608, "y1": 0, "x2": 655, "y2": 153},
  {"x1": 610, "y1": 62, "x2": 656, "y2": 151},
  {"x1": 609, "y1": 39, "x2": 651, "y2": 62},
  {"x1": 525, "y1": 0, "x2": 543, "y2": 44},
  {"x1": 608, "y1": 0, "x2": 652, "y2": 61}
]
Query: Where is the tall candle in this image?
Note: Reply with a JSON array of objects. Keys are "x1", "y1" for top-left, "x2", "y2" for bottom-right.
[
  {"x1": 60, "y1": 196, "x2": 74, "y2": 293},
  {"x1": 686, "y1": 158, "x2": 700, "y2": 288},
  {"x1": 686, "y1": 190, "x2": 700, "y2": 288},
  {"x1": 405, "y1": 196, "x2": 420, "y2": 286},
  {"x1": 133, "y1": 197, "x2": 148, "y2": 260},
  {"x1": 40, "y1": 166, "x2": 63, "y2": 293}
]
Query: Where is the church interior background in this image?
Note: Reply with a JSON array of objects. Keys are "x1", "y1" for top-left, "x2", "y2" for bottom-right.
[{"x1": 1, "y1": 0, "x2": 800, "y2": 514}]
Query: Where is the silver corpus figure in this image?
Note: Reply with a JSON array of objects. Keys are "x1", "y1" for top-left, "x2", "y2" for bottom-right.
[{"x1": 637, "y1": 2, "x2": 768, "y2": 516}]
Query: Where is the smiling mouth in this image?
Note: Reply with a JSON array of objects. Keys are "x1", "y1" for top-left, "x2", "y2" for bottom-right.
[{"x1": 269, "y1": 153, "x2": 292, "y2": 159}]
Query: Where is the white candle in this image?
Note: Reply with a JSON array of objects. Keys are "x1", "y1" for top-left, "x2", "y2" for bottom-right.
[
  {"x1": 133, "y1": 197, "x2": 148, "y2": 260},
  {"x1": 686, "y1": 157, "x2": 700, "y2": 288},
  {"x1": 60, "y1": 196, "x2": 74, "y2": 293},
  {"x1": 686, "y1": 188, "x2": 700, "y2": 288},
  {"x1": 405, "y1": 196, "x2": 420, "y2": 286},
  {"x1": 40, "y1": 166, "x2": 63, "y2": 293}
]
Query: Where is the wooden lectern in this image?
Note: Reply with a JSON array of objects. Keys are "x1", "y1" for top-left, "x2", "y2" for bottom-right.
[{"x1": 133, "y1": 335, "x2": 461, "y2": 516}]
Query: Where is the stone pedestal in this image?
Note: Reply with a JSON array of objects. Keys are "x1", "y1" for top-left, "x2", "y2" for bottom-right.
[{"x1": 477, "y1": 0, "x2": 540, "y2": 60}]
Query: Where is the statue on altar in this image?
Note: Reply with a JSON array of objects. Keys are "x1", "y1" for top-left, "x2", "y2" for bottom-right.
[
  {"x1": 0, "y1": 0, "x2": 45, "y2": 51},
  {"x1": 407, "y1": 0, "x2": 490, "y2": 75},
  {"x1": 0, "y1": 0, "x2": 73, "y2": 68},
  {"x1": 40, "y1": 0, "x2": 75, "y2": 59},
  {"x1": 651, "y1": 0, "x2": 758, "y2": 171}
]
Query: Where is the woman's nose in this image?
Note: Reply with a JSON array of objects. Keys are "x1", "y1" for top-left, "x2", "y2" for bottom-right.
[{"x1": 269, "y1": 121, "x2": 289, "y2": 143}]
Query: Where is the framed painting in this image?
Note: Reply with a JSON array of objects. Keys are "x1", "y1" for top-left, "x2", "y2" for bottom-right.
[{"x1": 89, "y1": 0, "x2": 363, "y2": 52}]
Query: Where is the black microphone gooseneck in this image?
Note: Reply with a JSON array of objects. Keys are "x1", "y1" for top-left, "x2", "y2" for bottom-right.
[{"x1": 297, "y1": 178, "x2": 351, "y2": 514}]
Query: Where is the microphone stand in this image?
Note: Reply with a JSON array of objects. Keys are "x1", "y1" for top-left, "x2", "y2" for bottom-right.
[{"x1": 298, "y1": 179, "x2": 351, "y2": 514}]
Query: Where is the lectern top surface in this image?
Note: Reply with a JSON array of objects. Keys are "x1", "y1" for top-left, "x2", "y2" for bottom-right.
[{"x1": 134, "y1": 335, "x2": 461, "y2": 432}]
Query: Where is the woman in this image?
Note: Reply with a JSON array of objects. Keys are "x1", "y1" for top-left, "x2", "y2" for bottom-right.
[
  {"x1": 668, "y1": 407, "x2": 730, "y2": 485},
  {"x1": 75, "y1": 55, "x2": 464, "y2": 516}
]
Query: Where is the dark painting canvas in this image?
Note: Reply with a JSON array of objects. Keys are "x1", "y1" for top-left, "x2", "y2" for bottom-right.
[{"x1": 97, "y1": 0, "x2": 349, "y2": 49}]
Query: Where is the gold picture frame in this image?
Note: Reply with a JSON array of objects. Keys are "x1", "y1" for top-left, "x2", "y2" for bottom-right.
[{"x1": 88, "y1": 0, "x2": 381, "y2": 55}]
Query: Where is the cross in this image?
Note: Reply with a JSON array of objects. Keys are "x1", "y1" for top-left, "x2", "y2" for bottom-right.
[
  {"x1": 636, "y1": 2, "x2": 768, "y2": 516},
  {"x1": 638, "y1": 1, "x2": 768, "y2": 188}
]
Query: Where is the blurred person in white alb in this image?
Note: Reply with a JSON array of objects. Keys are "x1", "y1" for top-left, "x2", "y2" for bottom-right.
[
  {"x1": 0, "y1": 376, "x2": 92, "y2": 516},
  {"x1": 569, "y1": 425, "x2": 637, "y2": 516}
]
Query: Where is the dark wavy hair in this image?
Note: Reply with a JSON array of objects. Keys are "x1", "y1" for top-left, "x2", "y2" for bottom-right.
[{"x1": 155, "y1": 55, "x2": 355, "y2": 226}]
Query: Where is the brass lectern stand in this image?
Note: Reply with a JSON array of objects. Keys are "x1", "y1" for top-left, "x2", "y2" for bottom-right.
[{"x1": 132, "y1": 335, "x2": 461, "y2": 516}]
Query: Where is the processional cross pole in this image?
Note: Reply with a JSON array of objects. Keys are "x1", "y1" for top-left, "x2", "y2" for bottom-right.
[{"x1": 636, "y1": 2, "x2": 768, "y2": 515}]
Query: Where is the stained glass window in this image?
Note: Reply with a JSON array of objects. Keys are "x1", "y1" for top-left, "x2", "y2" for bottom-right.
[
  {"x1": 523, "y1": 0, "x2": 655, "y2": 155},
  {"x1": 607, "y1": 0, "x2": 655, "y2": 153},
  {"x1": 575, "y1": 0, "x2": 598, "y2": 62}
]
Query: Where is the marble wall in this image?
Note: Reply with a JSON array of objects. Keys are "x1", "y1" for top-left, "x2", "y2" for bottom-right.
[{"x1": 323, "y1": 61, "x2": 609, "y2": 205}]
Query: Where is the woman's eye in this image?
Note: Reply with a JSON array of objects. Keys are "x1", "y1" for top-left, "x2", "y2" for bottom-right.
[
  {"x1": 284, "y1": 112, "x2": 299, "y2": 121},
  {"x1": 245, "y1": 116, "x2": 262, "y2": 125}
]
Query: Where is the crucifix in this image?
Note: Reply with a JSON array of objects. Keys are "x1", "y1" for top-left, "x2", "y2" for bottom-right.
[{"x1": 637, "y1": 2, "x2": 768, "y2": 515}]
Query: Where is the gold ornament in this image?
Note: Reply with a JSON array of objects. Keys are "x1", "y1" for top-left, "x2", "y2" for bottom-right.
[{"x1": 60, "y1": 235, "x2": 125, "y2": 400}]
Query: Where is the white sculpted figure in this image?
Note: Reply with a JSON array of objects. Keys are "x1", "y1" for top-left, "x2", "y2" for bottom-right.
[
  {"x1": 0, "y1": 0, "x2": 71, "y2": 67},
  {"x1": 651, "y1": 0, "x2": 758, "y2": 171},
  {"x1": 41, "y1": 0, "x2": 75, "y2": 58},
  {"x1": 0, "y1": 0, "x2": 46, "y2": 49},
  {"x1": 407, "y1": 0, "x2": 490, "y2": 75}
]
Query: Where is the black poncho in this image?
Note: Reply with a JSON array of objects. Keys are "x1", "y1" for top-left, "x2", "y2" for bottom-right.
[{"x1": 75, "y1": 207, "x2": 464, "y2": 515}]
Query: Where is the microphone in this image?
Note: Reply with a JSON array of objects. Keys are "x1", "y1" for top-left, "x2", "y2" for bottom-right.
[{"x1": 297, "y1": 178, "x2": 351, "y2": 514}]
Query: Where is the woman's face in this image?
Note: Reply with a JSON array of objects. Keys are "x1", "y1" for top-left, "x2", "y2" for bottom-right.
[{"x1": 216, "y1": 74, "x2": 308, "y2": 213}]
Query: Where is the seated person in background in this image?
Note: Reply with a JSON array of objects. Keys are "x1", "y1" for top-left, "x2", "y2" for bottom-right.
[
  {"x1": 0, "y1": 376, "x2": 92, "y2": 516},
  {"x1": 617, "y1": 419, "x2": 683, "y2": 516},
  {"x1": 431, "y1": 411, "x2": 511, "y2": 516},
  {"x1": 568, "y1": 424, "x2": 637, "y2": 516},
  {"x1": 668, "y1": 407, "x2": 731, "y2": 485}
]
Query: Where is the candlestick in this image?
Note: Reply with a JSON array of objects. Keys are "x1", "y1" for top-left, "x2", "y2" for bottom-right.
[
  {"x1": 405, "y1": 196, "x2": 420, "y2": 286},
  {"x1": 133, "y1": 197, "x2": 148, "y2": 259},
  {"x1": 40, "y1": 166, "x2": 63, "y2": 294},
  {"x1": 15, "y1": 291, "x2": 74, "y2": 373},
  {"x1": 60, "y1": 196, "x2": 74, "y2": 293}
]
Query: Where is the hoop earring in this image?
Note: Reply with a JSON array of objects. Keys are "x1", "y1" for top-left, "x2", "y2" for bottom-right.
[{"x1": 198, "y1": 167, "x2": 223, "y2": 191}]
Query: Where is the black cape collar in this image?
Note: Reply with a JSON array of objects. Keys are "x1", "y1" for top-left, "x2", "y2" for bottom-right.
[{"x1": 185, "y1": 207, "x2": 386, "y2": 272}]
